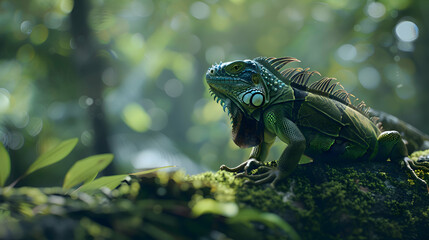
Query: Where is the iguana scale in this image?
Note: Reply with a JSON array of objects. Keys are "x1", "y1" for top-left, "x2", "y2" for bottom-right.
[{"x1": 205, "y1": 56, "x2": 429, "y2": 191}]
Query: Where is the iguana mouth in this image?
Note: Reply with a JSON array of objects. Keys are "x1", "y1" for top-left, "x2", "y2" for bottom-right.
[
  {"x1": 205, "y1": 64, "x2": 250, "y2": 89},
  {"x1": 206, "y1": 76, "x2": 249, "y2": 85},
  {"x1": 207, "y1": 83, "x2": 247, "y2": 118}
]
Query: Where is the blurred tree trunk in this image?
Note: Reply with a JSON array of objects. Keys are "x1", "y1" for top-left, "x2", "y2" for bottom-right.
[
  {"x1": 70, "y1": 0, "x2": 114, "y2": 174},
  {"x1": 414, "y1": 1, "x2": 429, "y2": 134}
]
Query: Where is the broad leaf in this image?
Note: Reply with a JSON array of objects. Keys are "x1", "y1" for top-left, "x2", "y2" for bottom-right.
[
  {"x1": 129, "y1": 166, "x2": 176, "y2": 177},
  {"x1": 79, "y1": 174, "x2": 127, "y2": 192},
  {"x1": 63, "y1": 154, "x2": 114, "y2": 189},
  {"x1": 228, "y1": 208, "x2": 301, "y2": 240},
  {"x1": 192, "y1": 198, "x2": 238, "y2": 218},
  {"x1": 84, "y1": 172, "x2": 98, "y2": 184},
  {"x1": 26, "y1": 138, "x2": 78, "y2": 176},
  {"x1": 0, "y1": 142, "x2": 10, "y2": 187}
]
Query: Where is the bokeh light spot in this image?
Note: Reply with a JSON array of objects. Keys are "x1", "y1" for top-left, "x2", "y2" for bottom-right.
[
  {"x1": 79, "y1": 96, "x2": 94, "y2": 109},
  {"x1": 20, "y1": 20, "x2": 33, "y2": 34},
  {"x1": 102, "y1": 68, "x2": 117, "y2": 86},
  {"x1": 337, "y1": 44, "x2": 357, "y2": 61},
  {"x1": 357, "y1": 18, "x2": 377, "y2": 34},
  {"x1": 60, "y1": 0, "x2": 74, "y2": 14},
  {"x1": 148, "y1": 108, "x2": 168, "y2": 131},
  {"x1": 17, "y1": 44, "x2": 35, "y2": 63},
  {"x1": 164, "y1": 79, "x2": 184, "y2": 98},
  {"x1": 394, "y1": 56, "x2": 401, "y2": 62},
  {"x1": 0, "y1": 89, "x2": 10, "y2": 113},
  {"x1": 397, "y1": 41, "x2": 414, "y2": 52},
  {"x1": 312, "y1": 3, "x2": 332, "y2": 22},
  {"x1": 201, "y1": 101, "x2": 223, "y2": 123},
  {"x1": 170, "y1": 13, "x2": 191, "y2": 31},
  {"x1": 9, "y1": 132, "x2": 24, "y2": 150},
  {"x1": 205, "y1": 46, "x2": 225, "y2": 64},
  {"x1": 190, "y1": 2, "x2": 210, "y2": 20},
  {"x1": 358, "y1": 67, "x2": 381, "y2": 89},
  {"x1": 44, "y1": 12, "x2": 63, "y2": 29},
  {"x1": 334, "y1": 69, "x2": 357, "y2": 91},
  {"x1": 122, "y1": 103, "x2": 151, "y2": 132},
  {"x1": 172, "y1": 54, "x2": 194, "y2": 82},
  {"x1": 26, "y1": 117, "x2": 43, "y2": 137},
  {"x1": 278, "y1": 7, "x2": 304, "y2": 30},
  {"x1": 395, "y1": 84, "x2": 415, "y2": 99},
  {"x1": 210, "y1": 8, "x2": 230, "y2": 31},
  {"x1": 395, "y1": 20, "x2": 419, "y2": 42},
  {"x1": 131, "y1": 33, "x2": 145, "y2": 49},
  {"x1": 188, "y1": 35, "x2": 201, "y2": 54},
  {"x1": 81, "y1": 130, "x2": 93, "y2": 147},
  {"x1": 367, "y1": 2, "x2": 385, "y2": 19},
  {"x1": 48, "y1": 102, "x2": 66, "y2": 120},
  {"x1": 13, "y1": 111, "x2": 29, "y2": 129},
  {"x1": 30, "y1": 24, "x2": 49, "y2": 45},
  {"x1": 354, "y1": 43, "x2": 375, "y2": 62},
  {"x1": 130, "y1": 0, "x2": 154, "y2": 18}
]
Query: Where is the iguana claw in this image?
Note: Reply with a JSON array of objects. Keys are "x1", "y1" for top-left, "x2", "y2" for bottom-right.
[
  {"x1": 220, "y1": 158, "x2": 262, "y2": 175},
  {"x1": 403, "y1": 157, "x2": 429, "y2": 193},
  {"x1": 221, "y1": 159, "x2": 286, "y2": 186}
]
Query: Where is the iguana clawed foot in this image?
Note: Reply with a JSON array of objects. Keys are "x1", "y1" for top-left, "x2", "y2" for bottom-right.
[
  {"x1": 220, "y1": 158, "x2": 262, "y2": 174},
  {"x1": 220, "y1": 159, "x2": 285, "y2": 187},
  {"x1": 403, "y1": 157, "x2": 429, "y2": 193}
]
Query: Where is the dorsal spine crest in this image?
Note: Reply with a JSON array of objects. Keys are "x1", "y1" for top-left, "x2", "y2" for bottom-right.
[{"x1": 254, "y1": 56, "x2": 378, "y2": 127}]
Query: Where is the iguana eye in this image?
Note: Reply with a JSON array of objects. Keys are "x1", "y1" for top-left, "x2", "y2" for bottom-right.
[
  {"x1": 225, "y1": 62, "x2": 246, "y2": 75},
  {"x1": 242, "y1": 91, "x2": 265, "y2": 107},
  {"x1": 252, "y1": 74, "x2": 261, "y2": 84},
  {"x1": 251, "y1": 93, "x2": 264, "y2": 107}
]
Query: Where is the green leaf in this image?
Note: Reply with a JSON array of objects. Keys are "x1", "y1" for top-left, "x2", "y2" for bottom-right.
[
  {"x1": 122, "y1": 103, "x2": 151, "y2": 132},
  {"x1": 228, "y1": 208, "x2": 301, "y2": 240},
  {"x1": 192, "y1": 199, "x2": 238, "y2": 218},
  {"x1": 0, "y1": 142, "x2": 11, "y2": 187},
  {"x1": 79, "y1": 174, "x2": 127, "y2": 192},
  {"x1": 129, "y1": 166, "x2": 176, "y2": 177},
  {"x1": 26, "y1": 138, "x2": 78, "y2": 176},
  {"x1": 63, "y1": 154, "x2": 114, "y2": 189},
  {"x1": 84, "y1": 172, "x2": 98, "y2": 184}
]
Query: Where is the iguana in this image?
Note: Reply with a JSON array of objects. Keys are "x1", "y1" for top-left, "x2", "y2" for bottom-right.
[{"x1": 205, "y1": 56, "x2": 429, "y2": 191}]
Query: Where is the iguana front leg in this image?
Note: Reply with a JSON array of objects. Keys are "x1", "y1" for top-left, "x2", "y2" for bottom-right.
[
  {"x1": 220, "y1": 131, "x2": 275, "y2": 175},
  {"x1": 223, "y1": 112, "x2": 306, "y2": 187},
  {"x1": 252, "y1": 115, "x2": 306, "y2": 186}
]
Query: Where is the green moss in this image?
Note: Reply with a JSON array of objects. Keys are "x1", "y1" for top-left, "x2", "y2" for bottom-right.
[
  {"x1": 186, "y1": 153, "x2": 429, "y2": 240},
  {"x1": 410, "y1": 149, "x2": 429, "y2": 160},
  {"x1": 1, "y1": 151, "x2": 429, "y2": 239}
]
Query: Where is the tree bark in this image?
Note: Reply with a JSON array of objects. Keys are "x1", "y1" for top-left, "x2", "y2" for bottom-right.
[{"x1": 70, "y1": 0, "x2": 114, "y2": 174}]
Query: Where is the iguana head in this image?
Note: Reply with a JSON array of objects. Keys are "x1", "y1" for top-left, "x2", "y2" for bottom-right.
[
  {"x1": 205, "y1": 59, "x2": 269, "y2": 148},
  {"x1": 205, "y1": 60, "x2": 269, "y2": 116}
]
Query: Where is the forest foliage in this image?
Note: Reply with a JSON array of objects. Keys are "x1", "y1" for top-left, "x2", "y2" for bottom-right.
[
  {"x1": 1, "y1": 1, "x2": 429, "y2": 239},
  {"x1": 0, "y1": 0, "x2": 428, "y2": 187}
]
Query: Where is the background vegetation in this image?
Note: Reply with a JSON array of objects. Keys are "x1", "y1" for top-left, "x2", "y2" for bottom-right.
[{"x1": 1, "y1": 0, "x2": 428, "y2": 187}]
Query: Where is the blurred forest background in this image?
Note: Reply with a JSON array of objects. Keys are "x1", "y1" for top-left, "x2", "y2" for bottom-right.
[{"x1": 1, "y1": 0, "x2": 428, "y2": 187}]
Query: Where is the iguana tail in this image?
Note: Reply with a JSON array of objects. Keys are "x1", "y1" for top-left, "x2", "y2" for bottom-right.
[{"x1": 369, "y1": 109, "x2": 429, "y2": 152}]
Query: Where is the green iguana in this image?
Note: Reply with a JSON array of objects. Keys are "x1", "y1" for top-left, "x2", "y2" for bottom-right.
[{"x1": 205, "y1": 56, "x2": 429, "y2": 191}]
